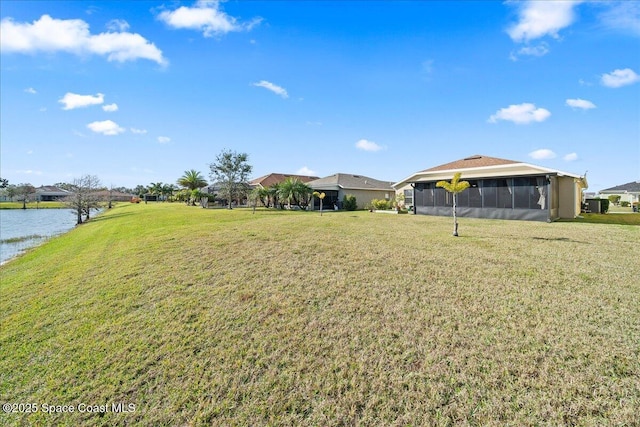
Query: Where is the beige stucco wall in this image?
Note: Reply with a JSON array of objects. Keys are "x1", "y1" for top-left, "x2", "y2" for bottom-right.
[
  {"x1": 340, "y1": 189, "x2": 393, "y2": 209},
  {"x1": 558, "y1": 176, "x2": 580, "y2": 218}
]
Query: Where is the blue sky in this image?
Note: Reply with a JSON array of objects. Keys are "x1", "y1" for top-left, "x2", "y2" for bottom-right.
[{"x1": 1, "y1": 1, "x2": 638, "y2": 192}]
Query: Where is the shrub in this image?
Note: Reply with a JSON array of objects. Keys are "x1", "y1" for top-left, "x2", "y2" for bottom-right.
[
  {"x1": 620, "y1": 201, "x2": 630, "y2": 207},
  {"x1": 370, "y1": 198, "x2": 393, "y2": 210},
  {"x1": 600, "y1": 199, "x2": 610, "y2": 213},
  {"x1": 342, "y1": 194, "x2": 357, "y2": 211}
]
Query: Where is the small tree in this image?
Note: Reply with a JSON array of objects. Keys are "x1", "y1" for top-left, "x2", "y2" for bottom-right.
[
  {"x1": 209, "y1": 149, "x2": 252, "y2": 209},
  {"x1": 342, "y1": 194, "x2": 357, "y2": 211},
  {"x1": 608, "y1": 195, "x2": 621, "y2": 206},
  {"x1": 313, "y1": 191, "x2": 326, "y2": 215},
  {"x1": 16, "y1": 183, "x2": 35, "y2": 209},
  {"x1": 63, "y1": 175, "x2": 103, "y2": 224},
  {"x1": 436, "y1": 172, "x2": 470, "y2": 237},
  {"x1": 5, "y1": 184, "x2": 17, "y2": 201}
]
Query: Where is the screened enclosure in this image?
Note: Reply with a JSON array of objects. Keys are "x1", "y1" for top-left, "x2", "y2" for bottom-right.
[{"x1": 413, "y1": 175, "x2": 552, "y2": 221}]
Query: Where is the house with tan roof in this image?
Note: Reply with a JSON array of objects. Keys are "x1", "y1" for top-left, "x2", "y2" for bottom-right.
[
  {"x1": 308, "y1": 173, "x2": 395, "y2": 210},
  {"x1": 394, "y1": 155, "x2": 588, "y2": 221}
]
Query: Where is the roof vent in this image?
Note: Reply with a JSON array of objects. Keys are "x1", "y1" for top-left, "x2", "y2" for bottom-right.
[
  {"x1": 463, "y1": 155, "x2": 482, "y2": 160},
  {"x1": 353, "y1": 175, "x2": 360, "y2": 178}
]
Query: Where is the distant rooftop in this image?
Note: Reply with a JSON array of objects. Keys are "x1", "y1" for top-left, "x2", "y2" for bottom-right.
[
  {"x1": 309, "y1": 173, "x2": 394, "y2": 190},
  {"x1": 250, "y1": 173, "x2": 319, "y2": 188},
  {"x1": 422, "y1": 155, "x2": 520, "y2": 172},
  {"x1": 600, "y1": 181, "x2": 640, "y2": 193}
]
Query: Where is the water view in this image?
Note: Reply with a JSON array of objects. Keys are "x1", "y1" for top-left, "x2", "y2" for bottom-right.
[{"x1": 0, "y1": 209, "x2": 78, "y2": 264}]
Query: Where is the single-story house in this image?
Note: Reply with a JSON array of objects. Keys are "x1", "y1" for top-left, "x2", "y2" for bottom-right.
[
  {"x1": 91, "y1": 190, "x2": 137, "y2": 202},
  {"x1": 35, "y1": 186, "x2": 70, "y2": 201},
  {"x1": 597, "y1": 181, "x2": 640, "y2": 205},
  {"x1": 308, "y1": 173, "x2": 395, "y2": 210},
  {"x1": 394, "y1": 154, "x2": 588, "y2": 222},
  {"x1": 249, "y1": 173, "x2": 320, "y2": 189}
]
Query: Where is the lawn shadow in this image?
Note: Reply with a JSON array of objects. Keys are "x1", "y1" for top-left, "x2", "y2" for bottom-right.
[
  {"x1": 90, "y1": 212, "x2": 135, "y2": 222},
  {"x1": 531, "y1": 236, "x2": 589, "y2": 244}
]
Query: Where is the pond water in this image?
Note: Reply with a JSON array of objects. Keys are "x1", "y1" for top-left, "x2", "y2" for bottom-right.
[{"x1": 0, "y1": 209, "x2": 79, "y2": 264}]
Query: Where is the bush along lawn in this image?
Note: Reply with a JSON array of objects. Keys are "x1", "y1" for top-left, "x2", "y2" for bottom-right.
[{"x1": 1, "y1": 202, "x2": 639, "y2": 426}]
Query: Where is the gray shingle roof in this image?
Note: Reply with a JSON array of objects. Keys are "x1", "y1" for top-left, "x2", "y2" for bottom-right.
[
  {"x1": 600, "y1": 181, "x2": 640, "y2": 193},
  {"x1": 309, "y1": 173, "x2": 394, "y2": 191}
]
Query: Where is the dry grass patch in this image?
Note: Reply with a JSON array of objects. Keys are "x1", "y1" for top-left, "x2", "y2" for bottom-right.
[{"x1": 1, "y1": 203, "x2": 639, "y2": 426}]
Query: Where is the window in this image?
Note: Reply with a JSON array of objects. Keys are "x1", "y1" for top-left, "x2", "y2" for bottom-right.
[
  {"x1": 483, "y1": 179, "x2": 498, "y2": 208},
  {"x1": 457, "y1": 185, "x2": 469, "y2": 207},
  {"x1": 404, "y1": 189, "x2": 413, "y2": 206},
  {"x1": 434, "y1": 187, "x2": 448, "y2": 206},
  {"x1": 468, "y1": 180, "x2": 482, "y2": 208},
  {"x1": 513, "y1": 177, "x2": 537, "y2": 209},
  {"x1": 497, "y1": 178, "x2": 512, "y2": 208},
  {"x1": 422, "y1": 183, "x2": 434, "y2": 206}
]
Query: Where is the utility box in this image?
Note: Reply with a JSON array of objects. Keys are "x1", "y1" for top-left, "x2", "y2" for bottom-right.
[{"x1": 585, "y1": 199, "x2": 603, "y2": 214}]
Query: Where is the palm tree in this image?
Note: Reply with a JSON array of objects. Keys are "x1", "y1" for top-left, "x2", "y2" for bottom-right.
[
  {"x1": 177, "y1": 170, "x2": 207, "y2": 191},
  {"x1": 277, "y1": 177, "x2": 313, "y2": 210},
  {"x1": 313, "y1": 191, "x2": 326, "y2": 215},
  {"x1": 161, "y1": 183, "x2": 177, "y2": 202},
  {"x1": 149, "y1": 182, "x2": 163, "y2": 201},
  {"x1": 436, "y1": 172, "x2": 470, "y2": 237}
]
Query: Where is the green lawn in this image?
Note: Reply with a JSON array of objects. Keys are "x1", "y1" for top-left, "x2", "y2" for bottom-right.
[
  {"x1": 559, "y1": 212, "x2": 640, "y2": 226},
  {"x1": 1, "y1": 203, "x2": 639, "y2": 426},
  {"x1": 0, "y1": 201, "x2": 67, "y2": 209}
]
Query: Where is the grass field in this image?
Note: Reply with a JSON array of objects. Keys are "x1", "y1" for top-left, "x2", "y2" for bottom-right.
[
  {"x1": 0, "y1": 201, "x2": 67, "y2": 209},
  {"x1": 1, "y1": 203, "x2": 638, "y2": 426},
  {"x1": 560, "y1": 212, "x2": 640, "y2": 226}
]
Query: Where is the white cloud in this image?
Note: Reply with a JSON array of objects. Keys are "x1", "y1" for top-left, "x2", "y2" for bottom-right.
[
  {"x1": 26, "y1": 150, "x2": 33, "y2": 154},
  {"x1": 157, "y1": 136, "x2": 171, "y2": 143},
  {"x1": 102, "y1": 103, "x2": 118, "y2": 112},
  {"x1": 355, "y1": 139, "x2": 384, "y2": 152},
  {"x1": 564, "y1": 152, "x2": 578, "y2": 161},
  {"x1": 601, "y1": 68, "x2": 640, "y2": 88},
  {"x1": 488, "y1": 103, "x2": 551, "y2": 124},
  {"x1": 24, "y1": 87, "x2": 37, "y2": 94},
  {"x1": 598, "y1": 2, "x2": 640, "y2": 37},
  {"x1": 106, "y1": 19, "x2": 130, "y2": 32},
  {"x1": 158, "y1": 0, "x2": 261, "y2": 37},
  {"x1": 296, "y1": 166, "x2": 316, "y2": 176},
  {"x1": 0, "y1": 14, "x2": 167, "y2": 65},
  {"x1": 566, "y1": 98, "x2": 596, "y2": 110},
  {"x1": 252, "y1": 80, "x2": 288, "y2": 98},
  {"x1": 529, "y1": 149, "x2": 557, "y2": 160},
  {"x1": 510, "y1": 42, "x2": 549, "y2": 60},
  {"x1": 87, "y1": 120, "x2": 125, "y2": 135},
  {"x1": 59, "y1": 92, "x2": 104, "y2": 110},
  {"x1": 507, "y1": 1, "x2": 582, "y2": 42},
  {"x1": 421, "y1": 59, "x2": 435, "y2": 78},
  {"x1": 130, "y1": 128, "x2": 147, "y2": 134},
  {"x1": 17, "y1": 169, "x2": 43, "y2": 175}
]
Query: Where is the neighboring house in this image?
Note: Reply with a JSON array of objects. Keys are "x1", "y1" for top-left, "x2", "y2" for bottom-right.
[
  {"x1": 597, "y1": 181, "x2": 640, "y2": 204},
  {"x1": 35, "y1": 186, "x2": 70, "y2": 201},
  {"x1": 394, "y1": 154, "x2": 588, "y2": 222},
  {"x1": 308, "y1": 173, "x2": 396, "y2": 210},
  {"x1": 249, "y1": 173, "x2": 319, "y2": 189},
  {"x1": 91, "y1": 190, "x2": 136, "y2": 202}
]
